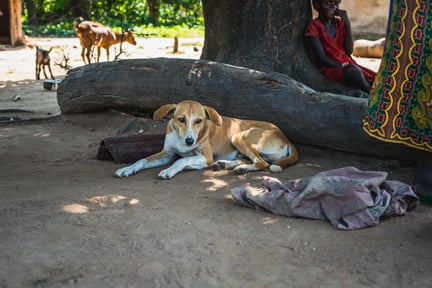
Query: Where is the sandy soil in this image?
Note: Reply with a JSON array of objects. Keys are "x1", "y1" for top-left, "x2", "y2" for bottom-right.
[{"x1": 1, "y1": 37, "x2": 431, "y2": 288}]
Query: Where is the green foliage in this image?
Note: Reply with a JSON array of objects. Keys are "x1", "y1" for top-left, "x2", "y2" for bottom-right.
[
  {"x1": 23, "y1": 0, "x2": 204, "y2": 37},
  {"x1": 23, "y1": 21, "x2": 76, "y2": 37},
  {"x1": 133, "y1": 24, "x2": 204, "y2": 38},
  {"x1": 158, "y1": 0, "x2": 203, "y2": 27}
]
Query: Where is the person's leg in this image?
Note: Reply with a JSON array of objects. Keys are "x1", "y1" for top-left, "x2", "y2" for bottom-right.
[
  {"x1": 413, "y1": 150, "x2": 432, "y2": 202},
  {"x1": 342, "y1": 64, "x2": 371, "y2": 92}
]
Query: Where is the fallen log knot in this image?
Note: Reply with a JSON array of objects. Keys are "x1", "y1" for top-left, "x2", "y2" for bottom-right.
[{"x1": 260, "y1": 77, "x2": 278, "y2": 85}]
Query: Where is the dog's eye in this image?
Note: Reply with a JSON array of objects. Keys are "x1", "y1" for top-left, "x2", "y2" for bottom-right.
[
  {"x1": 195, "y1": 119, "x2": 202, "y2": 124},
  {"x1": 178, "y1": 117, "x2": 185, "y2": 123}
]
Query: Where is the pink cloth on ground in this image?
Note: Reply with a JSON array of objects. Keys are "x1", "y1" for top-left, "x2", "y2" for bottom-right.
[{"x1": 231, "y1": 166, "x2": 418, "y2": 230}]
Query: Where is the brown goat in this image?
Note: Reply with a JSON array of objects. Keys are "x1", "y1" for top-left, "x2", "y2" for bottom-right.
[
  {"x1": 74, "y1": 17, "x2": 114, "y2": 64},
  {"x1": 35, "y1": 46, "x2": 55, "y2": 80},
  {"x1": 74, "y1": 17, "x2": 136, "y2": 64},
  {"x1": 95, "y1": 29, "x2": 137, "y2": 62}
]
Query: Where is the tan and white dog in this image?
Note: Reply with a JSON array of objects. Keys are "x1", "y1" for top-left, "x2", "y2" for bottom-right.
[{"x1": 115, "y1": 100, "x2": 298, "y2": 179}]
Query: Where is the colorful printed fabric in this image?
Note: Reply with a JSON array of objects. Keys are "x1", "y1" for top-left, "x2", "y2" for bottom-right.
[{"x1": 363, "y1": 0, "x2": 432, "y2": 152}]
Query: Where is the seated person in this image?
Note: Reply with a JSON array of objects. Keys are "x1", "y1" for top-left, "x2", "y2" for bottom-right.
[{"x1": 305, "y1": 0, "x2": 376, "y2": 92}]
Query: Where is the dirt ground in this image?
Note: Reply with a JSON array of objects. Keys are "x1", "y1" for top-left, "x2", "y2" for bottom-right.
[{"x1": 1, "y1": 37, "x2": 431, "y2": 288}]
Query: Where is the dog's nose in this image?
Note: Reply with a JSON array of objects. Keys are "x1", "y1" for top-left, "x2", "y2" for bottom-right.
[{"x1": 185, "y1": 137, "x2": 194, "y2": 146}]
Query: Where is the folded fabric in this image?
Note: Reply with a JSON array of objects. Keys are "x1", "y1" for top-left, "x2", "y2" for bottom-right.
[
  {"x1": 231, "y1": 166, "x2": 419, "y2": 230},
  {"x1": 97, "y1": 133, "x2": 165, "y2": 164}
]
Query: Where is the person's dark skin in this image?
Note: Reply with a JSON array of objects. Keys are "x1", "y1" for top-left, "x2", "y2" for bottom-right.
[
  {"x1": 308, "y1": 0, "x2": 371, "y2": 92},
  {"x1": 414, "y1": 150, "x2": 432, "y2": 201}
]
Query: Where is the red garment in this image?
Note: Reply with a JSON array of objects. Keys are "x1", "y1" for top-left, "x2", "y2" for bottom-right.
[{"x1": 305, "y1": 18, "x2": 376, "y2": 84}]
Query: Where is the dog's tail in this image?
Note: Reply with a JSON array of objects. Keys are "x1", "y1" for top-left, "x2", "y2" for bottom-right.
[{"x1": 269, "y1": 145, "x2": 299, "y2": 173}]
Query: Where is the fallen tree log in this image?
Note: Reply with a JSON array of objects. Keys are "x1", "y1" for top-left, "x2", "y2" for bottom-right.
[{"x1": 57, "y1": 58, "x2": 416, "y2": 159}]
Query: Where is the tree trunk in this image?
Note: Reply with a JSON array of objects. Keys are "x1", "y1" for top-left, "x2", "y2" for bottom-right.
[
  {"x1": 200, "y1": 0, "x2": 364, "y2": 96},
  {"x1": 68, "y1": 0, "x2": 90, "y2": 19},
  {"x1": 146, "y1": 0, "x2": 160, "y2": 26},
  {"x1": 24, "y1": 0, "x2": 36, "y2": 26},
  {"x1": 57, "y1": 58, "x2": 415, "y2": 160}
]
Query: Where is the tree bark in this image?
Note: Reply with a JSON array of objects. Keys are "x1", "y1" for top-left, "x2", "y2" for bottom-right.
[
  {"x1": 24, "y1": 0, "x2": 37, "y2": 26},
  {"x1": 146, "y1": 0, "x2": 160, "y2": 26},
  {"x1": 57, "y1": 58, "x2": 415, "y2": 159},
  {"x1": 200, "y1": 0, "x2": 364, "y2": 96},
  {"x1": 68, "y1": 0, "x2": 90, "y2": 19}
]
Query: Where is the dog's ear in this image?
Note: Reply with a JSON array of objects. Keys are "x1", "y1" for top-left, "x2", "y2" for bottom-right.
[
  {"x1": 204, "y1": 106, "x2": 223, "y2": 126},
  {"x1": 153, "y1": 104, "x2": 177, "y2": 120}
]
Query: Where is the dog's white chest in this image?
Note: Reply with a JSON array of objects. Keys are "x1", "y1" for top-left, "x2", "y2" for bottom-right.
[{"x1": 165, "y1": 133, "x2": 200, "y2": 156}]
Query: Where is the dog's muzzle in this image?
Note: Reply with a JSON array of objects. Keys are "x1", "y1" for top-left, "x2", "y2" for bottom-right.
[{"x1": 185, "y1": 137, "x2": 194, "y2": 146}]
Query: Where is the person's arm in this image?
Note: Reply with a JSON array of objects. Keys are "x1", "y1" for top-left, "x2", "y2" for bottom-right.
[
  {"x1": 336, "y1": 9, "x2": 354, "y2": 56},
  {"x1": 307, "y1": 36, "x2": 343, "y2": 67}
]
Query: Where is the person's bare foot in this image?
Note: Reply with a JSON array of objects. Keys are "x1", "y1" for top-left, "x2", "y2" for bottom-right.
[
  {"x1": 413, "y1": 150, "x2": 432, "y2": 204},
  {"x1": 413, "y1": 170, "x2": 432, "y2": 203}
]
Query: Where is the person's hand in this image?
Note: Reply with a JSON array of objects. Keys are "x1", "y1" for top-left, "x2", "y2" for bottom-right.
[{"x1": 336, "y1": 9, "x2": 349, "y2": 23}]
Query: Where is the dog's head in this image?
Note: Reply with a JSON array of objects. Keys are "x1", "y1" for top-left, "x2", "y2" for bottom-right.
[{"x1": 153, "y1": 100, "x2": 222, "y2": 147}]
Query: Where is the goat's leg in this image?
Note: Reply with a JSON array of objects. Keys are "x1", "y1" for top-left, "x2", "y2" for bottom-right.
[
  {"x1": 87, "y1": 46, "x2": 94, "y2": 64},
  {"x1": 35, "y1": 48, "x2": 40, "y2": 80},
  {"x1": 47, "y1": 64, "x2": 55, "y2": 79},
  {"x1": 81, "y1": 47, "x2": 87, "y2": 64},
  {"x1": 106, "y1": 48, "x2": 110, "y2": 62},
  {"x1": 36, "y1": 63, "x2": 40, "y2": 80},
  {"x1": 42, "y1": 66, "x2": 49, "y2": 79},
  {"x1": 96, "y1": 46, "x2": 102, "y2": 63},
  {"x1": 84, "y1": 47, "x2": 92, "y2": 64},
  {"x1": 87, "y1": 47, "x2": 92, "y2": 64}
]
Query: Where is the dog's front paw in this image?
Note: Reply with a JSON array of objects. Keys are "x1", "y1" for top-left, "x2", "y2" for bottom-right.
[
  {"x1": 115, "y1": 160, "x2": 147, "y2": 178},
  {"x1": 157, "y1": 169, "x2": 175, "y2": 180},
  {"x1": 115, "y1": 167, "x2": 135, "y2": 178}
]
